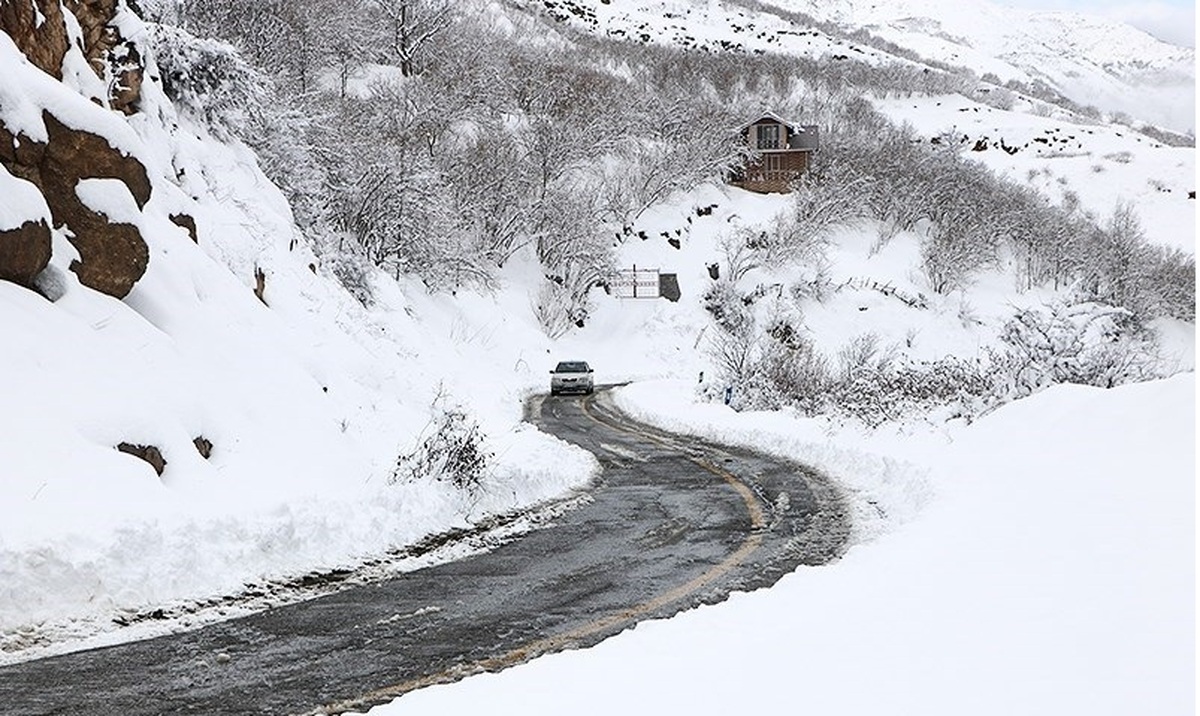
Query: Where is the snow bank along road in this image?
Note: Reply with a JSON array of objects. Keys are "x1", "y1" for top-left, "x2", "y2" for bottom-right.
[{"x1": 0, "y1": 388, "x2": 850, "y2": 715}]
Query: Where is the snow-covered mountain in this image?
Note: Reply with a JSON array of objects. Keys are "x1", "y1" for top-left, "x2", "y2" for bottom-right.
[
  {"x1": 774, "y1": 0, "x2": 1195, "y2": 133},
  {"x1": 534, "y1": 0, "x2": 1195, "y2": 133}
]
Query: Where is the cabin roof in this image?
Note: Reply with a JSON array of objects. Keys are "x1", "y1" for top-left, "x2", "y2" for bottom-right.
[
  {"x1": 737, "y1": 111, "x2": 800, "y2": 132},
  {"x1": 734, "y1": 112, "x2": 820, "y2": 151}
]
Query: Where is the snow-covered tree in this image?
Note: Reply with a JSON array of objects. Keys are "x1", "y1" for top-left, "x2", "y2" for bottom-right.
[{"x1": 365, "y1": 0, "x2": 452, "y2": 77}]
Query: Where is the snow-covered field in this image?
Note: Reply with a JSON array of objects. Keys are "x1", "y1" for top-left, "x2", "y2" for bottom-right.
[{"x1": 368, "y1": 373, "x2": 1196, "y2": 716}]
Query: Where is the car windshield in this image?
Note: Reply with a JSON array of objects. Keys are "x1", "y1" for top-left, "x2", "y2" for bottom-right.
[{"x1": 555, "y1": 362, "x2": 589, "y2": 373}]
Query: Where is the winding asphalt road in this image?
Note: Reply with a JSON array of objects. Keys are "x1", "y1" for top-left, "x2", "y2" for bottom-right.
[{"x1": 0, "y1": 388, "x2": 850, "y2": 715}]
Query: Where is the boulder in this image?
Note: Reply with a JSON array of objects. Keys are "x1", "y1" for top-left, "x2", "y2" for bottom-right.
[
  {"x1": 170, "y1": 213, "x2": 198, "y2": 243},
  {"x1": 1, "y1": 111, "x2": 153, "y2": 298},
  {"x1": 193, "y1": 436, "x2": 213, "y2": 459},
  {"x1": 42, "y1": 112, "x2": 151, "y2": 208},
  {"x1": 116, "y1": 442, "x2": 167, "y2": 476},
  {"x1": 0, "y1": 219, "x2": 53, "y2": 288},
  {"x1": 38, "y1": 112, "x2": 151, "y2": 297}
]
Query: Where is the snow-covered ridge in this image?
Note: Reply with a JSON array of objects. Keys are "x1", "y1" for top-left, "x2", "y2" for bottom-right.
[
  {"x1": 770, "y1": 0, "x2": 1192, "y2": 70},
  {"x1": 532, "y1": 0, "x2": 1195, "y2": 133},
  {"x1": 1023, "y1": 11, "x2": 1191, "y2": 72},
  {"x1": 772, "y1": 0, "x2": 1195, "y2": 132}
]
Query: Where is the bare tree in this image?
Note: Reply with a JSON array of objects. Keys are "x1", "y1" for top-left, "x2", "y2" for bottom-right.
[{"x1": 367, "y1": 0, "x2": 451, "y2": 76}]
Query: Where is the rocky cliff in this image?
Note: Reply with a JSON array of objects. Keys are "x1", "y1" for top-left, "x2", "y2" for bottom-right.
[{"x1": 0, "y1": 0, "x2": 153, "y2": 298}]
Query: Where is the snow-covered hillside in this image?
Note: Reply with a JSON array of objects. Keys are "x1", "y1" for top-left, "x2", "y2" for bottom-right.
[
  {"x1": 0, "y1": 1, "x2": 598, "y2": 658},
  {"x1": 874, "y1": 93, "x2": 1195, "y2": 252},
  {"x1": 782, "y1": 0, "x2": 1196, "y2": 134},
  {"x1": 530, "y1": 0, "x2": 1195, "y2": 133}
]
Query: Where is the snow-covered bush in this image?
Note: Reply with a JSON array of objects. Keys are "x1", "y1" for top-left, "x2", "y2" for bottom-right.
[
  {"x1": 836, "y1": 332, "x2": 893, "y2": 381},
  {"x1": 702, "y1": 281, "x2": 753, "y2": 336},
  {"x1": 920, "y1": 222, "x2": 996, "y2": 294},
  {"x1": 706, "y1": 326, "x2": 758, "y2": 403},
  {"x1": 321, "y1": 249, "x2": 375, "y2": 307},
  {"x1": 1139, "y1": 246, "x2": 1195, "y2": 322},
  {"x1": 991, "y1": 302, "x2": 1163, "y2": 400},
  {"x1": 751, "y1": 318, "x2": 831, "y2": 412},
  {"x1": 146, "y1": 24, "x2": 266, "y2": 137},
  {"x1": 534, "y1": 278, "x2": 589, "y2": 339},
  {"x1": 761, "y1": 188, "x2": 847, "y2": 268},
  {"x1": 709, "y1": 321, "x2": 992, "y2": 424},
  {"x1": 393, "y1": 403, "x2": 492, "y2": 493},
  {"x1": 829, "y1": 356, "x2": 992, "y2": 427},
  {"x1": 706, "y1": 319, "x2": 831, "y2": 413},
  {"x1": 975, "y1": 86, "x2": 1016, "y2": 111},
  {"x1": 1074, "y1": 204, "x2": 1195, "y2": 322}
]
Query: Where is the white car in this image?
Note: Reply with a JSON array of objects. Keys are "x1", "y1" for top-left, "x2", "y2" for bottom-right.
[{"x1": 549, "y1": 361, "x2": 594, "y2": 396}]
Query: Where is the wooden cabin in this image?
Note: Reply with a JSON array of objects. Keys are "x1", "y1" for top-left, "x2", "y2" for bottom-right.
[{"x1": 729, "y1": 112, "x2": 819, "y2": 193}]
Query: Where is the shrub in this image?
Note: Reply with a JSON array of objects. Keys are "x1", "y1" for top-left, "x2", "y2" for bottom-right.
[
  {"x1": 322, "y1": 249, "x2": 375, "y2": 307},
  {"x1": 392, "y1": 404, "x2": 492, "y2": 493},
  {"x1": 146, "y1": 23, "x2": 266, "y2": 137},
  {"x1": 702, "y1": 281, "x2": 753, "y2": 336},
  {"x1": 752, "y1": 331, "x2": 831, "y2": 413},
  {"x1": 991, "y1": 302, "x2": 1162, "y2": 400},
  {"x1": 827, "y1": 354, "x2": 992, "y2": 427},
  {"x1": 534, "y1": 275, "x2": 591, "y2": 339}
]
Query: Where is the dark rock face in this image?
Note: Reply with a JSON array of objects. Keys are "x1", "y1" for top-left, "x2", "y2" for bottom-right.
[
  {"x1": 170, "y1": 213, "x2": 198, "y2": 243},
  {"x1": 117, "y1": 442, "x2": 167, "y2": 476},
  {"x1": 0, "y1": 219, "x2": 53, "y2": 288},
  {"x1": 0, "y1": 112, "x2": 152, "y2": 297},
  {"x1": 0, "y1": 122, "x2": 46, "y2": 185},
  {"x1": 0, "y1": 1, "x2": 156, "y2": 297},
  {"x1": 193, "y1": 436, "x2": 213, "y2": 459},
  {"x1": 63, "y1": 0, "x2": 144, "y2": 115},
  {"x1": 0, "y1": 0, "x2": 70, "y2": 80},
  {"x1": 0, "y1": 0, "x2": 143, "y2": 113},
  {"x1": 42, "y1": 112, "x2": 151, "y2": 208},
  {"x1": 41, "y1": 112, "x2": 151, "y2": 297},
  {"x1": 63, "y1": 0, "x2": 120, "y2": 75}
]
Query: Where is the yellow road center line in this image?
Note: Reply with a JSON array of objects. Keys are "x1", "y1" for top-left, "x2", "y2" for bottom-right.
[{"x1": 308, "y1": 395, "x2": 768, "y2": 715}]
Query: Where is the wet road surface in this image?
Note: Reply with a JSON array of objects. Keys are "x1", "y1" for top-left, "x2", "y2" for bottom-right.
[{"x1": 0, "y1": 389, "x2": 850, "y2": 715}]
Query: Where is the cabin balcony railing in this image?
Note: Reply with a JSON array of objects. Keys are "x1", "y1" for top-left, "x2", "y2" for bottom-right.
[{"x1": 744, "y1": 170, "x2": 798, "y2": 181}]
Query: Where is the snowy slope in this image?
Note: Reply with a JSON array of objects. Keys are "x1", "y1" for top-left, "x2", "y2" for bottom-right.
[
  {"x1": 529, "y1": 0, "x2": 910, "y2": 65},
  {"x1": 0, "y1": 12, "x2": 598, "y2": 658},
  {"x1": 530, "y1": 0, "x2": 1195, "y2": 132},
  {"x1": 879, "y1": 4, "x2": 1191, "y2": 133},
  {"x1": 769, "y1": 0, "x2": 1196, "y2": 133},
  {"x1": 874, "y1": 93, "x2": 1195, "y2": 253}
]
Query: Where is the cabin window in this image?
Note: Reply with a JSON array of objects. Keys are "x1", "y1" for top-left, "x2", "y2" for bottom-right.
[{"x1": 756, "y1": 123, "x2": 781, "y2": 150}]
